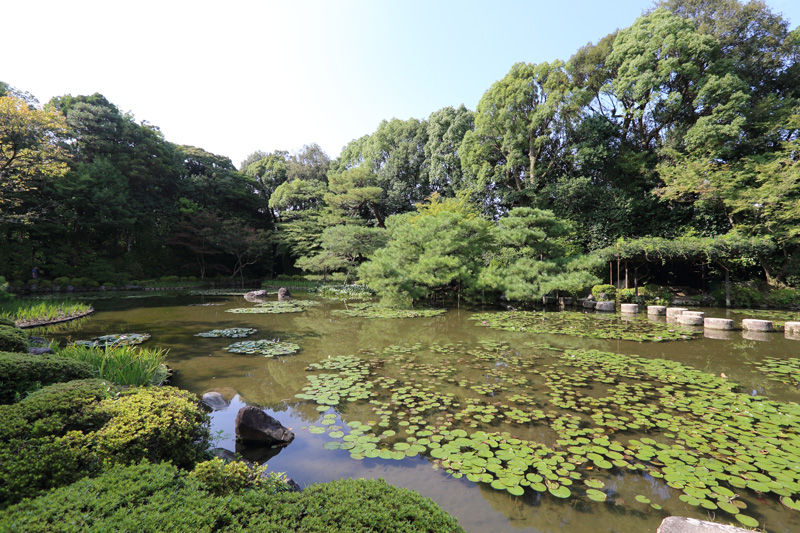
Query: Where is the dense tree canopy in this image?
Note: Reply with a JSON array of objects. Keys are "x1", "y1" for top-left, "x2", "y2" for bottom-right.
[{"x1": 1, "y1": 0, "x2": 798, "y2": 295}]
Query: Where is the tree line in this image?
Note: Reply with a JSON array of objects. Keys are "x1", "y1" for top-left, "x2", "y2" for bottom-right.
[{"x1": 1, "y1": 0, "x2": 798, "y2": 303}]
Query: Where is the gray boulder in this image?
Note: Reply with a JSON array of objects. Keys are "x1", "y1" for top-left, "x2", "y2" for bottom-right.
[
  {"x1": 202, "y1": 391, "x2": 230, "y2": 410},
  {"x1": 28, "y1": 347, "x2": 54, "y2": 355},
  {"x1": 277, "y1": 287, "x2": 292, "y2": 301},
  {"x1": 235, "y1": 406, "x2": 295, "y2": 445}
]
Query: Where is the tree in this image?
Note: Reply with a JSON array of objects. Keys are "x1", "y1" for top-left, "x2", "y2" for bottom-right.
[
  {"x1": 359, "y1": 196, "x2": 494, "y2": 306},
  {"x1": 423, "y1": 105, "x2": 475, "y2": 197},
  {"x1": 295, "y1": 224, "x2": 386, "y2": 282},
  {"x1": 461, "y1": 61, "x2": 578, "y2": 210},
  {"x1": 215, "y1": 220, "x2": 273, "y2": 286},
  {"x1": 479, "y1": 208, "x2": 600, "y2": 301},
  {"x1": 325, "y1": 165, "x2": 386, "y2": 228},
  {"x1": 0, "y1": 94, "x2": 70, "y2": 221}
]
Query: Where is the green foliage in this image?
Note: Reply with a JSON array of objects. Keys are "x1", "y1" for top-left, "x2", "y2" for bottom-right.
[
  {"x1": 53, "y1": 276, "x2": 70, "y2": 286},
  {"x1": 0, "y1": 325, "x2": 27, "y2": 352},
  {"x1": 54, "y1": 344, "x2": 170, "y2": 386},
  {"x1": 591, "y1": 285, "x2": 616, "y2": 301},
  {"x1": 92, "y1": 386, "x2": 210, "y2": 468},
  {"x1": 711, "y1": 282, "x2": 765, "y2": 307},
  {"x1": 0, "y1": 299, "x2": 91, "y2": 325},
  {"x1": 0, "y1": 462, "x2": 464, "y2": 532},
  {"x1": 765, "y1": 288, "x2": 800, "y2": 307},
  {"x1": 188, "y1": 458, "x2": 291, "y2": 496},
  {"x1": 0, "y1": 380, "x2": 209, "y2": 507},
  {"x1": 0, "y1": 352, "x2": 94, "y2": 404}
]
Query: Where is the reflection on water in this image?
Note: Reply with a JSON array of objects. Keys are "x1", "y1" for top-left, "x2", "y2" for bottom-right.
[{"x1": 49, "y1": 294, "x2": 800, "y2": 533}]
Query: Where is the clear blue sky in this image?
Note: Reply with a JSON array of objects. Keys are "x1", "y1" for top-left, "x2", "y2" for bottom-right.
[{"x1": 6, "y1": 0, "x2": 799, "y2": 168}]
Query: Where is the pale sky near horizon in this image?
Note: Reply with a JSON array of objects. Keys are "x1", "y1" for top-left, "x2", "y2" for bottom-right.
[{"x1": 5, "y1": 0, "x2": 799, "y2": 169}]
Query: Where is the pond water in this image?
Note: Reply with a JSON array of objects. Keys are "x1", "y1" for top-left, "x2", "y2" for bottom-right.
[{"x1": 44, "y1": 292, "x2": 800, "y2": 533}]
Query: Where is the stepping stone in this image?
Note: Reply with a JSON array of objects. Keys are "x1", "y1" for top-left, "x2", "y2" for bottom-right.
[
  {"x1": 704, "y1": 318, "x2": 733, "y2": 330},
  {"x1": 741, "y1": 319, "x2": 774, "y2": 332},
  {"x1": 620, "y1": 303, "x2": 639, "y2": 314},
  {"x1": 678, "y1": 315, "x2": 703, "y2": 326},
  {"x1": 595, "y1": 301, "x2": 615, "y2": 312},
  {"x1": 647, "y1": 305, "x2": 666, "y2": 315},
  {"x1": 666, "y1": 307, "x2": 688, "y2": 317}
]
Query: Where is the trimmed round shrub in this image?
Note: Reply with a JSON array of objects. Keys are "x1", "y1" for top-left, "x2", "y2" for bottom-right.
[
  {"x1": 0, "y1": 352, "x2": 94, "y2": 404},
  {"x1": 0, "y1": 326, "x2": 28, "y2": 354},
  {"x1": 591, "y1": 284, "x2": 616, "y2": 302},
  {"x1": 53, "y1": 276, "x2": 71, "y2": 287},
  {"x1": 69, "y1": 277, "x2": 86, "y2": 287},
  {"x1": 92, "y1": 386, "x2": 210, "y2": 468},
  {"x1": 0, "y1": 462, "x2": 465, "y2": 532}
]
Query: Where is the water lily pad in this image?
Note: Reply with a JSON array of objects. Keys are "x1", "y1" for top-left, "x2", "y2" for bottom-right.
[{"x1": 225, "y1": 339, "x2": 300, "y2": 357}]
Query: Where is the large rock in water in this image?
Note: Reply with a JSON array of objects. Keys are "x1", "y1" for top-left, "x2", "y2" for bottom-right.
[
  {"x1": 277, "y1": 287, "x2": 292, "y2": 301},
  {"x1": 235, "y1": 406, "x2": 295, "y2": 445}
]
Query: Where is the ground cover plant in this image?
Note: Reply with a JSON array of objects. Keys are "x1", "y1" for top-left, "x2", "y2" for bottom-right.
[
  {"x1": 470, "y1": 310, "x2": 698, "y2": 342},
  {"x1": 0, "y1": 380, "x2": 210, "y2": 507},
  {"x1": 0, "y1": 461, "x2": 464, "y2": 532},
  {"x1": 55, "y1": 344, "x2": 170, "y2": 386},
  {"x1": 331, "y1": 302, "x2": 447, "y2": 319},
  {"x1": 225, "y1": 339, "x2": 301, "y2": 357},
  {"x1": 195, "y1": 327, "x2": 257, "y2": 338},
  {"x1": 0, "y1": 325, "x2": 28, "y2": 352},
  {"x1": 296, "y1": 341, "x2": 800, "y2": 528}
]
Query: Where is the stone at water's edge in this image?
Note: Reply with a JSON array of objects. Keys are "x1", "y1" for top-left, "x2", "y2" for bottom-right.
[
  {"x1": 595, "y1": 301, "x2": 615, "y2": 312},
  {"x1": 704, "y1": 318, "x2": 733, "y2": 331},
  {"x1": 235, "y1": 406, "x2": 295, "y2": 446},
  {"x1": 785, "y1": 321, "x2": 800, "y2": 337},
  {"x1": 277, "y1": 287, "x2": 292, "y2": 301},
  {"x1": 741, "y1": 319, "x2": 774, "y2": 332},
  {"x1": 647, "y1": 305, "x2": 666, "y2": 315},
  {"x1": 620, "y1": 303, "x2": 638, "y2": 314},
  {"x1": 202, "y1": 391, "x2": 229, "y2": 410},
  {"x1": 244, "y1": 290, "x2": 270, "y2": 303},
  {"x1": 28, "y1": 347, "x2": 54, "y2": 355},
  {"x1": 657, "y1": 516, "x2": 752, "y2": 533}
]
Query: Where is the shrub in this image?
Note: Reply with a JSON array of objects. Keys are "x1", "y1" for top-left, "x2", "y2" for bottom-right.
[
  {"x1": 102, "y1": 281, "x2": 116, "y2": 287},
  {"x1": 188, "y1": 458, "x2": 291, "y2": 496},
  {"x1": 160, "y1": 275, "x2": 180, "y2": 284},
  {"x1": 0, "y1": 352, "x2": 94, "y2": 404},
  {"x1": 37, "y1": 280, "x2": 53, "y2": 289},
  {"x1": 92, "y1": 386, "x2": 210, "y2": 468},
  {"x1": 0, "y1": 317, "x2": 14, "y2": 327},
  {"x1": 0, "y1": 462, "x2": 464, "y2": 532},
  {"x1": 591, "y1": 284, "x2": 616, "y2": 301},
  {"x1": 85, "y1": 280, "x2": 100, "y2": 288},
  {"x1": 765, "y1": 288, "x2": 800, "y2": 307},
  {"x1": 53, "y1": 276, "x2": 71, "y2": 287},
  {"x1": 712, "y1": 282, "x2": 764, "y2": 307},
  {"x1": 0, "y1": 384, "x2": 210, "y2": 507},
  {"x1": 0, "y1": 325, "x2": 28, "y2": 353},
  {"x1": 70, "y1": 277, "x2": 86, "y2": 287}
]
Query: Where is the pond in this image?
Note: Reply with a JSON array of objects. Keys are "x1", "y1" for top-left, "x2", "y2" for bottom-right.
[{"x1": 43, "y1": 292, "x2": 800, "y2": 533}]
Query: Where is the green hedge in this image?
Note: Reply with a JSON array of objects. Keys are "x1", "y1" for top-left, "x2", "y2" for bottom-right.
[
  {"x1": 0, "y1": 352, "x2": 94, "y2": 404},
  {"x1": 0, "y1": 381, "x2": 210, "y2": 506},
  {"x1": 0, "y1": 462, "x2": 464, "y2": 532},
  {"x1": 591, "y1": 284, "x2": 616, "y2": 301},
  {"x1": 0, "y1": 326, "x2": 27, "y2": 353}
]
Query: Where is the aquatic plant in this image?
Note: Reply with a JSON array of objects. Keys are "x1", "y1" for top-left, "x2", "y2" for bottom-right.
[
  {"x1": 471, "y1": 311, "x2": 697, "y2": 342},
  {"x1": 295, "y1": 341, "x2": 800, "y2": 526},
  {"x1": 316, "y1": 285, "x2": 376, "y2": 301},
  {"x1": 195, "y1": 327, "x2": 256, "y2": 338},
  {"x1": 225, "y1": 339, "x2": 300, "y2": 357},
  {"x1": 0, "y1": 300, "x2": 92, "y2": 325},
  {"x1": 72, "y1": 333, "x2": 151, "y2": 348},
  {"x1": 226, "y1": 300, "x2": 315, "y2": 314},
  {"x1": 332, "y1": 303, "x2": 447, "y2": 319},
  {"x1": 747, "y1": 356, "x2": 800, "y2": 385},
  {"x1": 55, "y1": 344, "x2": 170, "y2": 386}
]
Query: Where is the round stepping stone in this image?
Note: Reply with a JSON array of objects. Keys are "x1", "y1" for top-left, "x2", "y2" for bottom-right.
[
  {"x1": 786, "y1": 321, "x2": 800, "y2": 340},
  {"x1": 666, "y1": 307, "x2": 688, "y2": 317},
  {"x1": 678, "y1": 315, "x2": 704, "y2": 326},
  {"x1": 741, "y1": 319, "x2": 774, "y2": 332},
  {"x1": 647, "y1": 305, "x2": 666, "y2": 315},
  {"x1": 682, "y1": 311, "x2": 705, "y2": 318},
  {"x1": 620, "y1": 303, "x2": 639, "y2": 314},
  {"x1": 704, "y1": 318, "x2": 734, "y2": 330}
]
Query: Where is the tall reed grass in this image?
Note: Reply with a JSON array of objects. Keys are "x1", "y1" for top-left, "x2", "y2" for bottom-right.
[
  {"x1": 55, "y1": 344, "x2": 170, "y2": 386},
  {"x1": 0, "y1": 300, "x2": 91, "y2": 324}
]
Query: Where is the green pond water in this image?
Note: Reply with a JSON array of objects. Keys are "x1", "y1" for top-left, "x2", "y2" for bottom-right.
[{"x1": 42, "y1": 292, "x2": 800, "y2": 533}]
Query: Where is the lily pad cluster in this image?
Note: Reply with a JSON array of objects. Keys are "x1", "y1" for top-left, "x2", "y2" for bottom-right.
[
  {"x1": 332, "y1": 303, "x2": 447, "y2": 319},
  {"x1": 296, "y1": 341, "x2": 800, "y2": 527},
  {"x1": 317, "y1": 285, "x2": 376, "y2": 301},
  {"x1": 72, "y1": 333, "x2": 151, "y2": 347},
  {"x1": 742, "y1": 310, "x2": 800, "y2": 329},
  {"x1": 471, "y1": 311, "x2": 698, "y2": 342},
  {"x1": 747, "y1": 356, "x2": 800, "y2": 385},
  {"x1": 225, "y1": 339, "x2": 300, "y2": 357},
  {"x1": 195, "y1": 327, "x2": 257, "y2": 338}
]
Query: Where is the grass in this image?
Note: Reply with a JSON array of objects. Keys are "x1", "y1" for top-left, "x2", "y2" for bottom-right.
[
  {"x1": 55, "y1": 344, "x2": 170, "y2": 386},
  {"x1": 0, "y1": 299, "x2": 92, "y2": 325}
]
